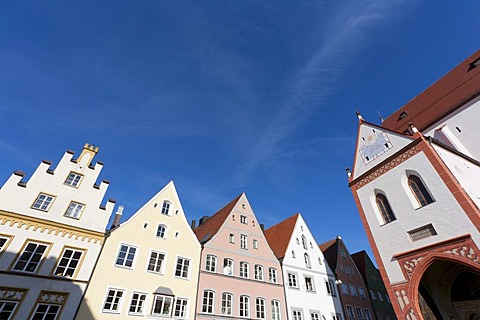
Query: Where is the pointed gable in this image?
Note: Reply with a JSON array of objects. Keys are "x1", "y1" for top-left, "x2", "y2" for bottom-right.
[
  {"x1": 351, "y1": 250, "x2": 368, "y2": 279},
  {"x1": 194, "y1": 193, "x2": 243, "y2": 244},
  {"x1": 319, "y1": 238, "x2": 339, "y2": 273},
  {"x1": 352, "y1": 120, "x2": 415, "y2": 180},
  {"x1": 264, "y1": 213, "x2": 299, "y2": 260}
]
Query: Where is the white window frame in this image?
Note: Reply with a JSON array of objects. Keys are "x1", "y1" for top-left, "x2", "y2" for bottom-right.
[
  {"x1": 156, "y1": 224, "x2": 167, "y2": 238},
  {"x1": 349, "y1": 285, "x2": 358, "y2": 297},
  {"x1": 364, "y1": 308, "x2": 372, "y2": 320},
  {"x1": 202, "y1": 290, "x2": 214, "y2": 314},
  {"x1": 239, "y1": 261, "x2": 249, "y2": 278},
  {"x1": 54, "y1": 247, "x2": 83, "y2": 277},
  {"x1": 305, "y1": 276, "x2": 315, "y2": 292},
  {"x1": 240, "y1": 215, "x2": 248, "y2": 224},
  {"x1": 254, "y1": 264, "x2": 264, "y2": 281},
  {"x1": 206, "y1": 255, "x2": 217, "y2": 272},
  {"x1": 310, "y1": 311, "x2": 320, "y2": 320},
  {"x1": 31, "y1": 193, "x2": 55, "y2": 212},
  {"x1": 271, "y1": 300, "x2": 281, "y2": 320},
  {"x1": 341, "y1": 283, "x2": 349, "y2": 295},
  {"x1": 239, "y1": 295, "x2": 250, "y2": 318},
  {"x1": 64, "y1": 201, "x2": 85, "y2": 219},
  {"x1": 13, "y1": 241, "x2": 49, "y2": 273},
  {"x1": 346, "y1": 305, "x2": 354, "y2": 320},
  {"x1": 30, "y1": 303, "x2": 61, "y2": 319},
  {"x1": 256, "y1": 297, "x2": 266, "y2": 319},
  {"x1": 221, "y1": 292, "x2": 233, "y2": 316},
  {"x1": 64, "y1": 172, "x2": 83, "y2": 187},
  {"x1": 292, "y1": 309, "x2": 303, "y2": 320},
  {"x1": 253, "y1": 239, "x2": 258, "y2": 249},
  {"x1": 152, "y1": 294, "x2": 173, "y2": 317},
  {"x1": 358, "y1": 287, "x2": 366, "y2": 299},
  {"x1": 223, "y1": 258, "x2": 233, "y2": 276},
  {"x1": 304, "y1": 253, "x2": 311, "y2": 268},
  {"x1": 356, "y1": 307, "x2": 365, "y2": 320},
  {"x1": 128, "y1": 291, "x2": 147, "y2": 315},
  {"x1": 174, "y1": 297, "x2": 188, "y2": 319},
  {"x1": 115, "y1": 243, "x2": 137, "y2": 269},
  {"x1": 325, "y1": 280, "x2": 336, "y2": 296},
  {"x1": 161, "y1": 200, "x2": 172, "y2": 215},
  {"x1": 229, "y1": 233, "x2": 235, "y2": 243},
  {"x1": 102, "y1": 288, "x2": 125, "y2": 313},
  {"x1": 147, "y1": 250, "x2": 165, "y2": 274},
  {"x1": 175, "y1": 257, "x2": 190, "y2": 279},
  {"x1": 0, "y1": 300, "x2": 18, "y2": 319},
  {"x1": 269, "y1": 267, "x2": 277, "y2": 283},
  {"x1": 287, "y1": 272, "x2": 298, "y2": 288},
  {"x1": 240, "y1": 234, "x2": 248, "y2": 249}
]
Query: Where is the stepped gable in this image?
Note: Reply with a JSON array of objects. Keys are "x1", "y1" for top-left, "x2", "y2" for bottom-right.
[
  {"x1": 194, "y1": 193, "x2": 243, "y2": 244},
  {"x1": 382, "y1": 50, "x2": 480, "y2": 133},
  {"x1": 264, "y1": 213, "x2": 299, "y2": 260}
]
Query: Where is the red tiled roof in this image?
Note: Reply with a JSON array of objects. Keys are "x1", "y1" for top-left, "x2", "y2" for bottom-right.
[
  {"x1": 382, "y1": 50, "x2": 480, "y2": 133},
  {"x1": 264, "y1": 213, "x2": 299, "y2": 260},
  {"x1": 194, "y1": 193, "x2": 243, "y2": 244}
]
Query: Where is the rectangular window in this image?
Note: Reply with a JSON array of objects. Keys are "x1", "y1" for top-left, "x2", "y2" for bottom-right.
[
  {"x1": 221, "y1": 292, "x2": 232, "y2": 315},
  {"x1": 305, "y1": 277, "x2": 315, "y2": 292},
  {"x1": 370, "y1": 289, "x2": 376, "y2": 300},
  {"x1": 152, "y1": 294, "x2": 173, "y2": 316},
  {"x1": 356, "y1": 307, "x2": 364, "y2": 320},
  {"x1": 32, "y1": 193, "x2": 55, "y2": 211},
  {"x1": 346, "y1": 305, "x2": 354, "y2": 320},
  {"x1": 13, "y1": 241, "x2": 48, "y2": 273},
  {"x1": 147, "y1": 251, "x2": 165, "y2": 273},
  {"x1": 271, "y1": 300, "x2": 281, "y2": 320},
  {"x1": 240, "y1": 261, "x2": 249, "y2": 278},
  {"x1": 64, "y1": 201, "x2": 84, "y2": 219},
  {"x1": 341, "y1": 283, "x2": 349, "y2": 295},
  {"x1": 239, "y1": 295, "x2": 250, "y2": 318},
  {"x1": 223, "y1": 258, "x2": 233, "y2": 276},
  {"x1": 0, "y1": 301, "x2": 18, "y2": 319},
  {"x1": 358, "y1": 287, "x2": 366, "y2": 299},
  {"x1": 332, "y1": 313, "x2": 342, "y2": 320},
  {"x1": 175, "y1": 257, "x2": 190, "y2": 278},
  {"x1": 253, "y1": 239, "x2": 258, "y2": 249},
  {"x1": 378, "y1": 291, "x2": 384, "y2": 301},
  {"x1": 103, "y1": 289, "x2": 124, "y2": 313},
  {"x1": 269, "y1": 267, "x2": 278, "y2": 283},
  {"x1": 206, "y1": 255, "x2": 217, "y2": 272},
  {"x1": 202, "y1": 291, "x2": 214, "y2": 314},
  {"x1": 288, "y1": 273, "x2": 298, "y2": 288},
  {"x1": 325, "y1": 280, "x2": 335, "y2": 296},
  {"x1": 229, "y1": 233, "x2": 235, "y2": 243},
  {"x1": 129, "y1": 292, "x2": 146, "y2": 315},
  {"x1": 115, "y1": 244, "x2": 137, "y2": 268},
  {"x1": 256, "y1": 298, "x2": 265, "y2": 319},
  {"x1": 31, "y1": 303, "x2": 61, "y2": 319},
  {"x1": 240, "y1": 234, "x2": 247, "y2": 249},
  {"x1": 364, "y1": 309, "x2": 372, "y2": 320},
  {"x1": 254, "y1": 265, "x2": 264, "y2": 281},
  {"x1": 311, "y1": 312, "x2": 320, "y2": 320},
  {"x1": 339, "y1": 249, "x2": 346, "y2": 258},
  {"x1": 349, "y1": 285, "x2": 358, "y2": 297},
  {"x1": 174, "y1": 298, "x2": 188, "y2": 319},
  {"x1": 240, "y1": 215, "x2": 248, "y2": 224},
  {"x1": 293, "y1": 309, "x2": 303, "y2": 320},
  {"x1": 54, "y1": 248, "x2": 83, "y2": 277},
  {"x1": 0, "y1": 236, "x2": 11, "y2": 253},
  {"x1": 64, "y1": 172, "x2": 83, "y2": 187}
]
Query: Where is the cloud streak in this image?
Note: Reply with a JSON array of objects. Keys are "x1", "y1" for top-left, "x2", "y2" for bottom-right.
[{"x1": 234, "y1": 0, "x2": 408, "y2": 185}]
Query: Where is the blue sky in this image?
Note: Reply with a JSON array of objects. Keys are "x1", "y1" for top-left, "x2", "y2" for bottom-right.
[{"x1": 0, "y1": 1, "x2": 478, "y2": 257}]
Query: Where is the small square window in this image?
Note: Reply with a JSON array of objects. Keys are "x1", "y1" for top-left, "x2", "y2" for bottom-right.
[
  {"x1": 240, "y1": 215, "x2": 248, "y2": 224},
  {"x1": 32, "y1": 193, "x2": 55, "y2": 212},
  {"x1": 64, "y1": 201, "x2": 85, "y2": 219},
  {"x1": 64, "y1": 172, "x2": 83, "y2": 187},
  {"x1": 115, "y1": 244, "x2": 137, "y2": 268},
  {"x1": 253, "y1": 239, "x2": 258, "y2": 249},
  {"x1": 54, "y1": 248, "x2": 84, "y2": 277},
  {"x1": 229, "y1": 233, "x2": 235, "y2": 243}
]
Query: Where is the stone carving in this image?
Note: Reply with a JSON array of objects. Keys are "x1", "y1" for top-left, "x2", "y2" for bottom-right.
[
  {"x1": 403, "y1": 257, "x2": 423, "y2": 277},
  {"x1": 40, "y1": 293, "x2": 66, "y2": 304},
  {"x1": 395, "y1": 289, "x2": 410, "y2": 310},
  {"x1": 445, "y1": 245, "x2": 480, "y2": 264},
  {"x1": 0, "y1": 289, "x2": 24, "y2": 301}
]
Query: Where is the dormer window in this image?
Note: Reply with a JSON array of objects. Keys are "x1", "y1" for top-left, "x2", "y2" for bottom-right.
[
  {"x1": 64, "y1": 172, "x2": 83, "y2": 188},
  {"x1": 161, "y1": 201, "x2": 171, "y2": 215}
]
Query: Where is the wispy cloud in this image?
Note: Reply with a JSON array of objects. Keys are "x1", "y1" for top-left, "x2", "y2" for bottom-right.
[{"x1": 234, "y1": 0, "x2": 408, "y2": 185}]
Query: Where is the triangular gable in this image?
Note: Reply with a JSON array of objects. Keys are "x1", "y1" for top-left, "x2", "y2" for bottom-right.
[
  {"x1": 264, "y1": 213, "x2": 299, "y2": 260},
  {"x1": 194, "y1": 193, "x2": 243, "y2": 244},
  {"x1": 352, "y1": 120, "x2": 415, "y2": 180},
  {"x1": 319, "y1": 239, "x2": 338, "y2": 272}
]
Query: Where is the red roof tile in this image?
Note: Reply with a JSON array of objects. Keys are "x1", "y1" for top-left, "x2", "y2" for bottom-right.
[
  {"x1": 382, "y1": 50, "x2": 480, "y2": 133},
  {"x1": 264, "y1": 213, "x2": 299, "y2": 260},
  {"x1": 194, "y1": 193, "x2": 243, "y2": 244}
]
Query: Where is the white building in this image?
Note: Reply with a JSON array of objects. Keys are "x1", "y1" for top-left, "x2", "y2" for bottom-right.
[
  {"x1": 265, "y1": 213, "x2": 344, "y2": 320},
  {"x1": 0, "y1": 144, "x2": 115, "y2": 319},
  {"x1": 349, "y1": 50, "x2": 480, "y2": 319}
]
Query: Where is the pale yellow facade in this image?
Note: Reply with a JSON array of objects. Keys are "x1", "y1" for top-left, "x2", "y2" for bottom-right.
[{"x1": 77, "y1": 181, "x2": 201, "y2": 319}]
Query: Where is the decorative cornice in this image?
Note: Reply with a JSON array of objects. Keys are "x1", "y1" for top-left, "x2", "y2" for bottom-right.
[{"x1": 0, "y1": 210, "x2": 105, "y2": 244}]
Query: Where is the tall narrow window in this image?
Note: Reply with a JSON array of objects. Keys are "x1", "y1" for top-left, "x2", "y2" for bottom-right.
[
  {"x1": 271, "y1": 300, "x2": 281, "y2": 320},
  {"x1": 13, "y1": 241, "x2": 48, "y2": 273},
  {"x1": 304, "y1": 253, "x2": 311, "y2": 268},
  {"x1": 221, "y1": 292, "x2": 233, "y2": 315},
  {"x1": 206, "y1": 255, "x2": 217, "y2": 272},
  {"x1": 256, "y1": 298, "x2": 266, "y2": 319},
  {"x1": 161, "y1": 201, "x2": 171, "y2": 215},
  {"x1": 376, "y1": 193, "x2": 396, "y2": 224},
  {"x1": 408, "y1": 175, "x2": 433, "y2": 206},
  {"x1": 301, "y1": 235, "x2": 308, "y2": 250},
  {"x1": 254, "y1": 264, "x2": 264, "y2": 281},
  {"x1": 239, "y1": 295, "x2": 250, "y2": 318},
  {"x1": 223, "y1": 258, "x2": 233, "y2": 276},
  {"x1": 156, "y1": 224, "x2": 167, "y2": 238},
  {"x1": 240, "y1": 261, "x2": 249, "y2": 278},
  {"x1": 269, "y1": 267, "x2": 278, "y2": 283},
  {"x1": 202, "y1": 290, "x2": 214, "y2": 314}
]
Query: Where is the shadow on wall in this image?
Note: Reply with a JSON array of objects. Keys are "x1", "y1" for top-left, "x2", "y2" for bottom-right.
[{"x1": 0, "y1": 250, "x2": 95, "y2": 319}]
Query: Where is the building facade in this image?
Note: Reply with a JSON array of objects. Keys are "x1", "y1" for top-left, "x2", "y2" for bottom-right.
[
  {"x1": 0, "y1": 144, "x2": 115, "y2": 319},
  {"x1": 351, "y1": 251, "x2": 396, "y2": 320},
  {"x1": 320, "y1": 237, "x2": 375, "y2": 320},
  {"x1": 76, "y1": 181, "x2": 201, "y2": 319},
  {"x1": 349, "y1": 50, "x2": 480, "y2": 319},
  {"x1": 194, "y1": 193, "x2": 287, "y2": 320},
  {"x1": 265, "y1": 213, "x2": 344, "y2": 320}
]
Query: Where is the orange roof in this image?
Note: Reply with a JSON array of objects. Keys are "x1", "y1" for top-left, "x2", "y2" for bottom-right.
[
  {"x1": 194, "y1": 193, "x2": 243, "y2": 244},
  {"x1": 382, "y1": 50, "x2": 480, "y2": 133},
  {"x1": 264, "y1": 213, "x2": 299, "y2": 260}
]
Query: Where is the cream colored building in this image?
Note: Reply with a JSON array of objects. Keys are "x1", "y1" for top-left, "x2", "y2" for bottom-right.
[
  {"x1": 0, "y1": 144, "x2": 115, "y2": 319},
  {"x1": 77, "y1": 181, "x2": 201, "y2": 319}
]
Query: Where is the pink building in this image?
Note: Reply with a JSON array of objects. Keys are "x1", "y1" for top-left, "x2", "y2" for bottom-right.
[{"x1": 194, "y1": 193, "x2": 287, "y2": 320}]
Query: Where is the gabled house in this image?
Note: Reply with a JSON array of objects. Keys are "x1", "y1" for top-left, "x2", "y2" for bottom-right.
[
  {"x1": 320, "y1": 237, "x2": 375, "y2": 320},
  {"x1": 351, "y1": 251, "x2": 396, "y2": 320},
  {"x1": 0, "y1": 144, "x2": 115, "y2": 319},
  {"x1": 76, "y1": 181, "x2": 201, "y2": 319},
  {"x1": 265, "y1": 213, "x2": 344, "y2": 320},
  {"x1": 194, "y1": 193, "x2": 287, "y2": 320}
]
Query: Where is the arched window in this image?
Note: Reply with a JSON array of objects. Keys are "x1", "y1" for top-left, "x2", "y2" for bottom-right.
[
  {"x1": 301, "y1": 235, "x2": 308, "y2": 250},
  {"x1": 206, "y1": 255, "x2": 217, "y2": 272},
  {"x1": 202, "y1": 290, "x2": 214, "y2": 314},
  {"x1": 161, "y1": 201, "x2": 171, "y2": 215},
  {"x1": 408, "y1": 175, "x2": 433, "y2": 207},
  {"x1": 304, "y1": 253, "x2": 311, "y2": 269},
  {"x1": 156, "y1": 224, "x2": 167, "y2": 238},
  {"x1": 376, "y1": 193, "x2": 396, "y2": 224}
]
